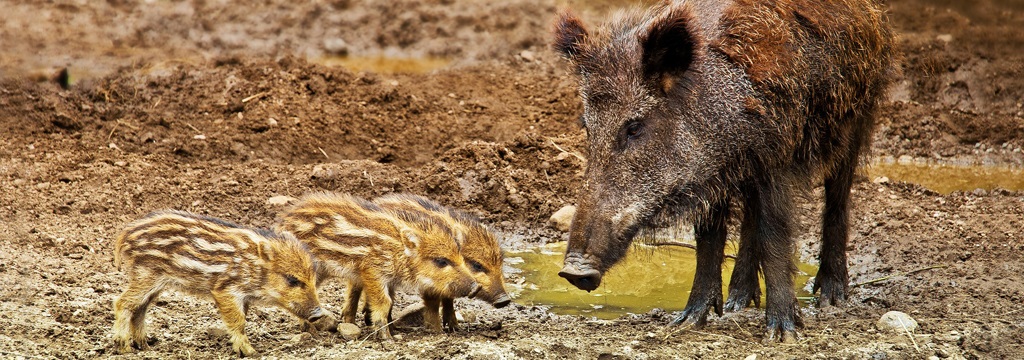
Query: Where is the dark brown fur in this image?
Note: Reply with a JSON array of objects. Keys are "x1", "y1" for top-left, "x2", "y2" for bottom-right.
[
  {"x1": 553, "y1": 0, "x2": 896, "y2": 342},
  {"x1": 112, "y1": 211, "x2": 323, "y2": 356}
]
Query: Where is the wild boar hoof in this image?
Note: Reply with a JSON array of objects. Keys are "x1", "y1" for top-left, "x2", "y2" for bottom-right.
[
  {"x1": 669, "y1": 307, "x2": 710, "y2": 328},
  {"x1": 812, "y1": 277, "x2": 848, "y2": 307}
]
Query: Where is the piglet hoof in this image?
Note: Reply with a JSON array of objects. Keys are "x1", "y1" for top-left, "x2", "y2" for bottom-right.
[{"x1": 234, "y1": 344, "x2": 258, "y2": 358}]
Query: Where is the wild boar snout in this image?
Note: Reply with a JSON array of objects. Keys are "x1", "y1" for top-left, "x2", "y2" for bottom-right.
[
  {"x1": 307, "y1": 306, "x2": 325, "y2": 322},
  {"x1": 558, "y1": 260, "x2": 603, "y2": 291}
]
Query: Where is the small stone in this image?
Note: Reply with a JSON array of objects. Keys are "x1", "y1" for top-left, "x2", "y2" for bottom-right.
[
  {"x1": 459, "y1": 310, "x2": 477, "y2": 324},
  {"x1": 744, "y1": 355, "x2": 758, "y2": 360},
  {"x1": 267, "y1": 118, "x2": 278, "y2": 127},
  {"x1": 267, "y1": 195, "x2": 298, "y2": 206},
  {"x1": 114, "y1": 161, "x2": 127, "y2": 167},
  {"x1": 393, "y1": 334, "x2": 403, "y2": 341},
  {"x1": 312, "y1": 311, "x2": 339, "y2": 332},
  {"x1": 520, "y1": 50, "x2": 536, "y2": 62},
  {"x1": 337, "y1": 323, "x2": 361, "y2": 340},
  {"x1": 876, "y1": 311, "x2": 918, "y2": 333},
  {"x1": 289, "y1": 332, "x2": 312, "y2": 344},
  {"x1": 323, "y1": 38, "x2": 349, "y2": 55},
  {"x1": 548, "y1": 205, "x2": 577, "y2": 232},
  {"x1": 872, "y1": 176, "x2": 889, "y2": 184},
  {"x1": 193, "y1": 134, "x2": 206, "y2": 140},
  {"x1": 108, "y1": 143, "x2": 119, "y2": 150},
  {"x1": 36, "y1": 182, "x2": 51, "y2": 190},
  {"x1": 936, "y1": 34, "x2": 953, "y2": 43}
]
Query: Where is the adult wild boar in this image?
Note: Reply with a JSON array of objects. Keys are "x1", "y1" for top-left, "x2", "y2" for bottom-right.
[{"x1": 553, "y1": 0, "x2": 895, "y2": 341}]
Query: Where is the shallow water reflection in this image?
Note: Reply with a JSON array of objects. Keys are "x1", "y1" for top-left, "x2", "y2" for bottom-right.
[{"x1": 509, "y1": 241, "x2": 818, "y2": 319}]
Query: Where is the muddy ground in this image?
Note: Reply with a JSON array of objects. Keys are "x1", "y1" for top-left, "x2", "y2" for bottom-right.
[{"x1": 1, "y1": 0, "x2": 1023, "y2": 358}]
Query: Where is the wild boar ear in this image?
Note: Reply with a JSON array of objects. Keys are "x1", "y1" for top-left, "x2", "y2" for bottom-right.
[
  {"x1": 640, "y1": 6, "x2": 698, "y2": 91},
  {"x1": 399, "y1": 228, "x2": 420, "y2": 256},
  {"x1": 553, "y1": 10, "x2": 589, "y2": 62}
]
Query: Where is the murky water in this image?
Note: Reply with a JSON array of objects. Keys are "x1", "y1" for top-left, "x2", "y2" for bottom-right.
[
  {"x1": 315, "y1": 56, "x2": 451, "y2": 74},
  {"x1": 864, "y1": 160, "x2": 1024, "y2": 194},
  {"x1": 509, "y1": 241, "x2": 818, "y2": 319}
]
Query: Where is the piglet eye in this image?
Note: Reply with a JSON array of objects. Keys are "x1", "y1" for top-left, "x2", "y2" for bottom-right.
[
  {"x1": 468, "y1": 260, "x2": 487, "y2": 273},
  {"x1": 284, "y1": 274, "x2": 303, "y2": 288},
  {"x1": 433, "y1": 257, "x2": 452, "y2": 268}
]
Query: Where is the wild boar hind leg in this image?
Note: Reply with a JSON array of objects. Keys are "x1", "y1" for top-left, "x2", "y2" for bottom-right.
[
  {"x1": 670, "y1": 200, "x2": 729, "y2": 328},
  {"x1": 112, "y1": 278, "x2": 164, "y2": 353},
  {"x1": 814, "y1": 140, "x2": 862, "y2": 307}
]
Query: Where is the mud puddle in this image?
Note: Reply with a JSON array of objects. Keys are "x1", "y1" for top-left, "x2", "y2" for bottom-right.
[
  {"x1": 315, "y1": 56, "x2": 451, "y2": 74},
  {"x1": 508, "y1": 240, "x2": 818, "y2": 319},
  {"x1": 865, "y1": 159, "x2": 1024, "y2": 194}
]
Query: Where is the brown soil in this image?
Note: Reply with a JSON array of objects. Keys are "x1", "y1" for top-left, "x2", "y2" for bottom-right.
[{"x1": 1, "y1": 0, "x2": 1022, "y2": 358}]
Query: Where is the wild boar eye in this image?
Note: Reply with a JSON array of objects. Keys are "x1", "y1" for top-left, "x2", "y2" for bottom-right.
[
  {"x1": 284, "y1": 274, "x2": 304, "y2": 288},
  {"x1": 433, "y1": 257, "x2": 453, "y2": 268},
  {"x1": 624, "y1": 120, "x2": 644, "y2": 140},
  {"x1": 468, "y1": 260, "x2": 487, "y2": 273}
]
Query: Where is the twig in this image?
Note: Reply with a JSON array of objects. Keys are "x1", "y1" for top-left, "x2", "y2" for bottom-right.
[
  {"x1": 546, "y1": 138, "x2": 586, "y2": 162},
  {"x1": 730, "y1": 317, "x2": 753, "y2": 338},
  {"x1": 0, "y1": 350, "x2": 48, "y2": 359},
  {"x1": 184, "y1": 122, "x2": 201, "y2": 133},
  {"x1": 998, "y1": 308, "x2": 1023, "y2": 317},
  {"x1": 318, "y1": 147, "x2": 329, "y2": 159},
  {"x1": 648, "y1": 241, "x2": 738, "y2": 260},
  {"x1": 852, "y1": 265, "x2": 947, "y2": 288},
  {"x1": 242, "y1": 92, "x2": 268, "y2": 103},
  {"x1": 107, "y1": 121, "x2": 120, "y2": 141},
  {"x1": 355, "y1": 317, "x2": 403, "y2": 348},
  {"x1": 898, "y1": 317, "x2": 920, "y2": 353}
]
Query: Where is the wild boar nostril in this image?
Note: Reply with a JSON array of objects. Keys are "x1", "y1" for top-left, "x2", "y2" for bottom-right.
[
  {"x1": 558, "y1": 264, "x2": 602, "y2": 292},
  {"x1": 492, "y1": 293, "x2": 511, "y2": 308},
  {"x1": 307, "y1": 307, "x2": 325, "y2": 322},
  {"x1": 468, "y1": 283, "x2": 482, "y2": 298}
]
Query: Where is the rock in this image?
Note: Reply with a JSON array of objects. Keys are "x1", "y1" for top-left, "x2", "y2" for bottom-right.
[
  {"x1": 458, "y1": 310, "x2": 477, "y2": 324},
  {"x1": 312, "y1": 311, "x2": 339, "y2": 332},
  {"x1": 876, "y1": 311, "x2": 918, "y2": 333},
  {"x1": 208, "y1": 326, "x2": 228, "y2": 338},
  {"x1": 744, "y1": 355, "x2": 758, "y2": 360},
  {"x1": 337, "y1": 322, "x2": 361, "y2": 341},
  {"x1": 289, "y1": 332, "x2": 312, "y2": 345},
  {"x1": 548, "y1": 205, "x2": 577, "y2": 232},
  {"x1": 936, "y1": 34, "x2": 953, "y2": 43},
  {"x1": 872, "y1": 176, "x2": 889, "y2": 184},
  {"x1": 520, "y1": 50, "x2": 536, "y2": 62},
  {"x1": 267, "y1": 118, "x2": 278, "y2": 127},
  {"x1": 323, "y1": 38, "x2": 349, "y2": 56},
  {"x1": 267, "y1": 195, "x2": 298, "y2": 206}
]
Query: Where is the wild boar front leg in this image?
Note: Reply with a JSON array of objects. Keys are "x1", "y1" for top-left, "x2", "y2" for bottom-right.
[
  {"x1": 342, "y1": 281, "x2": 362, "y2": 325},
  {"x1": 421, "y1": 295, "x2": 443, "y2": 332},
  {"x1": 212, "y1": 290, "x2": 257, "y2": 357},
  {"x1": 748, "y1": 176, "x2": 803, "y2": 343},
  {"x1": 671, "y1": 200, "x2": 728, "y2": 328},
  {"x1": 361, "y1": 277, "x2": 394, "y2": 340},
  {"x1": 441, "y1": 297, "x2": 458, "y2": 332}
]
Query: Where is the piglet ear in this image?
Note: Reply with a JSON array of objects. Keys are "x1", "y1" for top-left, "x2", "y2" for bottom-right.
[
  {"x1": 400, "y1": 228, "x2": 420, "y2": 256},
  {"x1": 553, "y1": 10, "x2": 589, "y2": 61},
  {"x1": 640, "y1": 6, "x2": 698, "y2": 90},
  {"x1": 257, "y1": 240, "x2": 275, "y2": 262}
]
